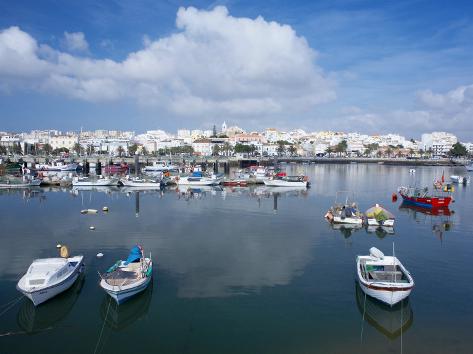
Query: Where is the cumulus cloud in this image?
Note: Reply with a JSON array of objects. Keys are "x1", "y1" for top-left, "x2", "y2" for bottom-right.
[
  {"x1": 63, "y1": 31, "x2": 89, "y2": 52},
  {"x1": 0, "y1": 7, "x2": 335, "y2": 123},
  {"x1": 335, "y1": 84, "x2": 473, "y2": 139}
]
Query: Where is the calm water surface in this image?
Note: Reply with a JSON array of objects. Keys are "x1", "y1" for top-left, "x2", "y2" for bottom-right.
[{"x1": 0, "y1": 164, "x2": 472, "y2": 354}]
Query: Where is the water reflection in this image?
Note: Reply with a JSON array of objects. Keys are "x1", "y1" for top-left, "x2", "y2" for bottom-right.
[
  {"x1": 399, "y1": 202, "x2": 453, "y2": 241},
  {"x1": 356, "y1": 283, "x2": 413, "y2": 340},
  {"x1": 16, "y1": 274, "x2": 85, "y2": 334},
  {"x1": 100, "y1": 281, "x2": 153, "y2": 331},
  {"x1": 366, "y1": 225, "x2": 395, "y2": 239},
  {"x1": 331, "y1": 223, "x2": 363, "y2": 238}
]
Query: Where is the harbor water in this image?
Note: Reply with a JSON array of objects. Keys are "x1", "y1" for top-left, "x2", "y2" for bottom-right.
[{"x1": 0, "y1": 164, "x2": 472, "y2": 353}]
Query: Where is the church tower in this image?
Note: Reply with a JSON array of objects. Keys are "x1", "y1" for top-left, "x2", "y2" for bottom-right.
[{"x1": 221, "y1": 121, "x2": 227, "y2": 133}]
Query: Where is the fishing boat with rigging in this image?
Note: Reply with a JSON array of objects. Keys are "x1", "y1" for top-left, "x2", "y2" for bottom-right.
[
  {"x1": 99, "y1": 245, "x2": 152, "y2": 304},
  {"x1": 398, "y1": 184, "x2": 453, "y2": 208},
  {"x1": 325, "y1": 191, "x2": 363, "y2": 225},
  {"x1": 263, "y1": 175, "x2": 309, "y2": 187}
]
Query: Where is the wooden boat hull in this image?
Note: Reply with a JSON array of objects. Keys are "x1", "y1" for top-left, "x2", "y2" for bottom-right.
[
  {"x1": 358, "y1": 280, "x2": 412, "y2": 306},
  {"x1": 367, "y1": 218, "x2": 395, "y2": 227}
]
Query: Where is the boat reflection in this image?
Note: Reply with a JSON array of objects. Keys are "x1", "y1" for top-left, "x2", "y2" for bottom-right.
[
  {"x1": 252, "y1": 186, "x2": 309, "y2": 197},
  {"x1": 399, "y1": 202, "x2": 453, "y2": 241},
  {"x1": 356, "y1": 283, "x2": 413, "y2": 340},
  {"x1": 71, "y1": 186, "x2": 121, "y2": 195},
  {"x1": 100, "y1": 280, "x2": 153, "y2": 331},
  {"x1": 399, "y1": 202, "x2": 452, "y2": 217},
  {"x1": 366, "y1": 225, "x2": 395, "y2": 239},
  {"x1": 331, "y1": 223, "x2": 363, "y2": 238},
  {"x1": 17, "y1": 274, "x2": 84, "y2": 334}
]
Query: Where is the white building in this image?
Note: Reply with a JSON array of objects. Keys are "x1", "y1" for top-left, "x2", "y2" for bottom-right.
[
  {"x1": 421, "y1": 132, "x2": 457, "y2": 156},
  {"x1": 50, "y1": 135, "x2": 78, "y2": 151}
]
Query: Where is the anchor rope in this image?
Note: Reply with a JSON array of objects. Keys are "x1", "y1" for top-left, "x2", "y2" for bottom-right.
[{"x1": 93, "y1": 296, "x2": 112, "y2": 354}]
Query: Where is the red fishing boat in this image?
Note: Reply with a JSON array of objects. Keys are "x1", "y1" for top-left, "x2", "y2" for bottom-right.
[
  {"x1": 398, "y1": 185, "x2": 453, "y2": 208},
  {"x1": 103, "y1": 163, "x2": 129, "y2": 174}
]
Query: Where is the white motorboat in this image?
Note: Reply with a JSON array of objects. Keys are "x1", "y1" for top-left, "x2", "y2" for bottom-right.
[
  {"x1": 252, "y1": 166, "x2": 270, "y2": 182},
  {"x1": 72, "y1": 175, "x2": 118, "y2": 186},
  {"x1": 466, "y1": 163, "x2": 473, "y2": 172},
  {"x1": 17, "y1": 247, "x2": 84, "y2": 306},
  {"x1": 325, "y1": 192, "x2": 363, "y2": 225},
  {"x1": 0, "y1": 177, "x2": 41, "y2": 188},
  {"x1": 356, "y1": 247, "x2": 414, "y2": 306},
  {"x1": 177, "y1": 171, "x2": 219, "y2": 186},
  {"x1": 99, "y1": 245, "x2": 152, "y2": 304},
  {"x1": 142, "y1": 161, "x2": 178, "y2": 172},
  {"x1": 119, "y1": 176, "x2": 165, "y2": 188},
  {"x1": 37, "y1": 160, "x2": 78, "y2": 171},
  {"x1": 365, "y1": 204, "x2": 395, "y2": 227},
  {"x1": 263, "y1": 175, "x2": 309, "y2": 187},
  {"x1": 450, "y1": 175, "x2": 470, "y2": 185}
]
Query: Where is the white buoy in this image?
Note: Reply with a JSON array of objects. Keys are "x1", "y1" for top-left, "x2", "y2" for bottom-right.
[
  {"x1": 89, "y1": 226, "x2": 96, "y2": 230},
  {"x1": 96, "y1": 252, "x2": 104, "y2": 258},
  {"x1": 56, "y1": 244, "x2": 62, "y2": 248},
  {"x1": 102, "y1": 206, "x2": 109, "y2": 212}
]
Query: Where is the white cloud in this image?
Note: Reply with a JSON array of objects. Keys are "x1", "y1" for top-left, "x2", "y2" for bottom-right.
[
  {"x1": 63, "y1": 31, "x2": 89, "y2": 52},
  {"x1": 0, "y1": 7, "x2": 335, "y2": 124}
]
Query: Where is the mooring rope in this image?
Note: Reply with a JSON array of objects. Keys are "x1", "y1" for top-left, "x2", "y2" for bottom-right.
[
  {"x1": 0, "y1": 295, "x2": 24, "y2": 318},
  {"x1": 360, "y1": 290, "x2": 367, "y2": 344},
  {"x1": 93, "y1": 296, "x2": 112, "y2": 354}
]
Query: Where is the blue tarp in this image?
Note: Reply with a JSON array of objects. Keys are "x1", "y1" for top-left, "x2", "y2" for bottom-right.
[
  {"x1": 191, "y1": 171, "x2": 203, "y2": 177},
  {"x1": 125, "y1": 245, "x2": 142, "y2": 264}
]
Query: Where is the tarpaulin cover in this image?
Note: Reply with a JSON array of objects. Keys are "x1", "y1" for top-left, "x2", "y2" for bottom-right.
[{"x1": 125, "y1": 245, "x2": 142, "y2": 264}]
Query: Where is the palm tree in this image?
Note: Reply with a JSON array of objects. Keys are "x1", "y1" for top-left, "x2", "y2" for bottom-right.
[
  {"x1": 222, "y1": 142, "x2": 233, "y2": 156},
  {"x1": 288, "y1": 145, "x2": 297, "y2": 156},
  {"x1": 117, "y1": 145, "x2": 125, "y2": 157},
  {"x1": 73, "y1": 143, "x2": 82, "y2": 156},
  {"x1": 277, "y1": 142, "x2": 286, "y2": 156},
  {"x1": 212, "y1": 145, "x2": 220, "y2": 156},
  {"x1": 43, "y1": 143, "x2": 53, "y2": 155}
]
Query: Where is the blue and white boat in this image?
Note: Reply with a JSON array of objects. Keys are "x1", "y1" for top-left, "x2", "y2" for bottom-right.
[
  {"x1": 99, "y1": 245, "x2": 152, "y2": 304},
  {"x1": 17, "y1": 247, "x2": 84, "y2": 306}
]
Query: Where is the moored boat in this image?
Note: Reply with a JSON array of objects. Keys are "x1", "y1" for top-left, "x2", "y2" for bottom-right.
[
  {"x1": 263, "y1": 175, "x2": 309, "y2": 187},
  {"x1": 17, "y1": 246, "x2": 84, "y2": 306},
  {"x1": 356, "y1": 247, "x2": 414, "y2": 306},
  {"x1": 119, "y1": 176, "x2": 165, "y2": 188},
  {"x1": 103, "y1": 163, "x2": 129, "y2": 174},
  {"x1": 325, "y1": 192, "x2": 363, "y2": 225},
  {"x1": 365, "y1": 204, "x2": 395, "y2": 227},
  {"x1": 450, "y1": 175, "x2": 470, "y2": 185},
  {"x1": 398, "y1": 185, "x2": 452, "y2": 208},
  {"x1": 0, "y1": 176, "x2": 41, "y2": 188},
  {"x1": 37, "y1": 159, "x2": 78, "y2": 172},
  {"x1": 72, "y1": 175, "x2": 118, "y2": 186},
  {"x1": 142, "y1": 161, "x2": 178, "y2": 172},
  {"x1": 177, "y1": 171, "x2": 219, "y2": 186},
  {"x1": 99, "y1": 245, "x2": 152, "y2": 304}
]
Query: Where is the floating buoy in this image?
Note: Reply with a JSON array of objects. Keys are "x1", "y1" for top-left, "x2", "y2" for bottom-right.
[
  {"x1": 391, "y1": 193, "x2": 398, "y2": 202},
  {"x1": 96, "y1": 252, "x2": 104, "y2": 258},
  {"x1": 89, "y1": 226, "x2": 96, "y2": 230},
  {"x1": 56, "y1": 244, "x2": 62, "y2": 248},
  {"x1": 81, "y1": 209, "x2": 98, "y2": 214},
  {"x1": 102, "y1": 206, "x2": 109, "y2": 212}
]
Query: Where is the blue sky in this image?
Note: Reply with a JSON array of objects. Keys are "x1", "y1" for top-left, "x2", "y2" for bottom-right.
[{"x1": 1, "y1": 0, "x2": 472, "y2": 140}]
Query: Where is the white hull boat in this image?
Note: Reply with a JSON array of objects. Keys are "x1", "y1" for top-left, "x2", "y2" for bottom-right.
[
  {"x1": 72, "y1": 176, "x2": 118, "y2": 186},
  {"x1": 100, "y1": 245, "x2": 152, "y2": 304},
  {"x1": 0, "y1": 178, "x2": 41, "y2": 188},
  {"x1": 38, "y1": 161, "x2": 78, "y2": 171},
  {"x1": 177, "y1": 177, "x2": 216, "y2": 186},
  {"x1": 119, "y1": 177, "x2": 164, "y2": 188},
  {"x1": 466, "y1": 164, "x2": 473, "y2": 172},
  {"x1": 263, "y1": 176, "x2": 309, "y2": 187},
  {"x1": 450, "y1": 175, "x2": 470, "y2": 185},
  {"x1": 356, "y1": 247, "x2": 414, "y2": 306},
  {"x1": 17, "y1": 251, "x2": 84, "y2": 306},
  {"x1": 142, "y1": 161, "x2": 178, "y2": 172},
  {"x1": 365, "y1": 204, "x2": 395, "y2": 227},
  {"x1": 325, "y1": 191, "x2": 363, "y2": 225}
]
